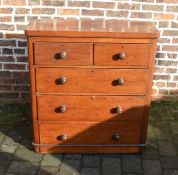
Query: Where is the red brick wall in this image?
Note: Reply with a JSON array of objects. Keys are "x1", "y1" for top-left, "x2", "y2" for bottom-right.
[{"x1": 0, "y1": 0, "x2": 178, "y2": 102}]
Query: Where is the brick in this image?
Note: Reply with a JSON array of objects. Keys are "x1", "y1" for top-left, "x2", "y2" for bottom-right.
[
  {"x1": 118, "y1": 3, "x2": 140, "y2": 10},
  {"x1": 102, "y1": 157, "x2": 121, "y2": 175},
  {"x1": 159, "y1": 21, "x2": 169, "y2": 28},
  {"x1": 158, "y1": 141, "x2": 176, "y2": 156},
  {"x1": 158, "y1": 38, "x2": 170, "y2": 43},
  {"x1": 155, "y1": 82, "x2": 165, "y2": 87},
  {"x1": 122, "y1": 155, "x2": 142, "y2": 173},
  {"x1": 15, "y1": 148, "x2": 43, "y2": 162},
  {"x1": 0, "y1": 16, "x2": 12, "y2": 22},
  {"x1": 158, "y1": 60, "x2": 177, "y2": 66},
  {"x1": 0, "y1": 56, "x2": 14, "y2": 62},
  {"x1": 166, "y1": 68, "x2": 177, "y2": 73},
  {"x1": 163, "y1": 30, "x2": 178, "y2": 36},
  {"x1": 14, "y1": 48, "x2": 25, "y2": 55},
  {"x1": 0, "y1": 24, "x2": 14, "y2": 31},
  {"x1": 0, "y1": 77, "x2": 14, "y2": 84},
  {"x1": 82, "y1": 155, "x2": 100, "y2": 168},
  {"x1": 0, "y1": 8, "x2": 13, "y2": 14},
  {"x1": 0, "y1": 39, "x2": 16, "y2": 47},
  {"x1": 133, "y1": 0, "x2": 154, "y2": 2},
  {"x1": 162, "y1": 45, "x2": 178, "y2": 52},
  {"x1": 57, "y1": 9, "x2": 80, "y2": 16},
  {"x1": 5, "y1": 33, "x2": 26, "y2": 39},
  {"x1": 13, "y1": 85, "x2": 30, "y2": 91},
  {"x1": 29, "y1": 0, "x2": 40, "y2": 5},
  {"x1": 170, "y1": 89, "x2": 178, "y2": 95},
  {"x1": 82, "y1": 9, "x2": 104, "y2": 16},
  {"x1": 4, "y1": 64, "x2": 26, "y2": 70},
  {"x1": 154, "y1": 75, "x2": 170, "y2": 80},
  {"x1": 107, "y1": 11, "x2": 128, "y2": 17},
  {"x1": 16, "y1": 56, "x2": 28, "y2": 62},
  {"x1": 37, "y1": 166, "x2": 58, "y2": 175},
  {"x1": 32, "y1": 8, "x2": 55, "y2": 14},
  {"x1": 64, "y1": 154, "x2": 81, "y2": 159},
  {"x1": 15, "y1": 8, "x2": 30, "y2": 14},
  {"x1": 3, "y1": 0, "x2": 26, "y2": 6},
  {"x1": 0, "y1": 71, "x2": 11, "y2": 77},
  {"x1": 68, "y1": 1, "x2": 90, "y2": 7},
  {"x1": 14, "y1": 16, "x2": 25, "y2": 22},
  {"x1": 173, "y1": 38, "x2": 178, "y2": 43},
  {"x1": 92, "y1": 1, "x2": 115, "y2": 9},
  {"x1": 0, "y1": 153, "x2": 14, "y2": 166},
  {"x1": 154, "y1": 13, "x2": 175, "y2": 20},
  {"x1": 167, "y1": 53, "x2": 177, "y2": 59},
  {"x1": 0, "y1": 92, "x2": 19, "y2": 98},
  {"x1": 161, "y1": 157, "x2": 178, "y2": 169},
  {"x1": 164, "y1": 169, "x2": 178, "y2": 175},
  {"x1": 143, "y1": 160, "x2": 162, "y2": 175},
  {"x1": 42, "y1": 0, "x2": 65, "y2": 6},
  {"x1": 157, "y1": 0, "x2": 178, "y2": 2},
  {"x1": 156, "y1": 52, "x2": 166, "y2": 58},
  {"x1": 81, "y1": 168, "x2": 100, "y2": 175},
  {"x1": 159, "y1": 89, "x2": 169, "y2": 95},
  {"x1": 59, "y1": 159, "x2": 80, "y2": 175},
  {"x1": 131, "y1": 12, "x2": 152, "y2": 18},
  {"x1": 2, "y1": 48, "x2": 13, "y2": 55},
  {"x1": 18, "y1": 41, "x2": 27, "y2": 47},
  {"x1": 41, "y1": 154, "x2": 62, "y2": 167},
  {"x1": 0, "y1": 85, "x2": 12, "y2": 91},
  {"x1": 7, "y1": 161, "x2": 39, "y2": 175},
  {"x1": 143, "y1": 4, "x2": 163, "y2": 11},
  {"x1": 171, "y1": 22, "x2": 178, "y2": 28},
  {"x1": 167, "y1": 82, "x2": 176, "y2": 87},
  {"x1": 167, "y1": 5, "x2": 178, "y2": 12}
]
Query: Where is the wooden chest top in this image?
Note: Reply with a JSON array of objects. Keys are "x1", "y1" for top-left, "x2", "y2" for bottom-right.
[{"x1": 25, "y1": 19, "x2": 159, "y2": 39}]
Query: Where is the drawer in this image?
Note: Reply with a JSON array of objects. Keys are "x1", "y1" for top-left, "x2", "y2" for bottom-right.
[
  {"x1": 36, "y1": 68, "x2": 148, "y2": 95},
  {"x1": 37, "y1": 95, "x2": 145, "y2": 122},
  {"x1": 34, "y1": 42, "x2": 92, "y2": 65},
  {"x1": 94, "y1": 43, "x2": 151, "y2": 67},
  {"x1": 39, "y1": 123, "x2": 141, "y2": 145}
]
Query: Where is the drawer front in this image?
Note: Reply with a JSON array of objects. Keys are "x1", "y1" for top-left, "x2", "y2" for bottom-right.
[
  {"x1": 94, "y1": 43, "x2": 151, "y2": 67},
  {"x1": 34, "y1": 42, "x2": 92, "y2": 65},
  {"x1": 37, "y1": 95, "x2": 145, "y2": 122},
  {"x1": 39, "y1": 123, "x2": 141, "y2": 145},
  {"x1": 36, "y1": 68, "x2": 148, "y2": 94}
]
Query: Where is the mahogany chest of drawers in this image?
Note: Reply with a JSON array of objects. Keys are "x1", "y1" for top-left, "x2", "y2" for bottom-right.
[{"x1": 25, "y1": 19, "x2": 159, "y2": 153}]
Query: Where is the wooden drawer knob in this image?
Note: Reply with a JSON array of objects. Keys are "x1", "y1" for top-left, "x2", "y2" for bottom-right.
[
  {"x1": 115, "y1": 106, "x2": 122, "y2": 114},
  {"x1": 116, "y1": 78, "x2": 124, "y2": 86},
  {"x1": 55, "y1": 77, "x2": 67, "y2": 85},
  {"x1": 56, "y1": 105, "x2": 67, "y2": 113},
  {"x1": 113, "y1": 133, "x2": 120, "y2": 141},
  {"x1": 117, "y1": 52, "x2": 126, "y2": 60},
  {"x1": 58, "y1": 134, "x2": 67, "y2": 141},
  {"x1": 59, "y1": 51, "x2": 67, "y2": 59}
]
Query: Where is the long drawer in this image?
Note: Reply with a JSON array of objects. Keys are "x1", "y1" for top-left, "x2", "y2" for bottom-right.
[
  {"x1": 34, "y1": 42, "x2": 92, "y2": 65},
  {"x1": 37, "y1": 95, "x2": 145, "y2": 122},
  {"x1": 36, "y1": 68, "x2": 148, "y2": 94},
  {"x1": 94, "y1": 43, "x2": 151, "y2": 67},
  {"x1": 39, "y1": 122, "x2": 141, "y2": 145}
]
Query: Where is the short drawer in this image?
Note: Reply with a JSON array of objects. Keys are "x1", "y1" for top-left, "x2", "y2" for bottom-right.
[
  {"x1": 34, "y1": 42, "x2": 92, "y2": 65},
  {"x1": 39, "y1": 123, "x2": 141, "y2": 145},
  {"x1": 37, "y1": 95, "x2": 145, "y2": 122},
  {"x1": 94, "y1": 43, "x2": 151, "y2": 67},
  {"x1": 36, "y1": 68, "x2": 148, "y2": 95}
]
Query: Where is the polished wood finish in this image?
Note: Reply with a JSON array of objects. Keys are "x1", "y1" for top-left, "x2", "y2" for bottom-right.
[
  {"x1": 36, "y1": 68, "x2": 148, "y2": 94},
  {"x1": 34, "y1": 42, "x2": 92, "y2": 65},
  {"x1": 39, "y1": 122, "x2": 141, "y2": 145},
  {"x1": 37, "y1": 95, "x2": 145, "y2": 122},
  {"x1": 25, "y1": 19, "x2": 159, "y2": 153},
  {"x1": 94, "y1": 43, "x2": 151, "y2": 67}
]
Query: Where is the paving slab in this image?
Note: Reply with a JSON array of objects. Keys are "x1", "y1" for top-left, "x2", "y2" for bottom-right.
[
  {"x1": 143, "y1": 160, "x2": 162, "y2": 175},
  {"x1": 41, "y1": 154, "x2": 62, "y2": 167}
]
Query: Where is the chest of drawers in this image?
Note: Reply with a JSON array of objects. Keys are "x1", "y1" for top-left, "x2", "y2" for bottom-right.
[{"x1": 25, "y1": 19, "x2": 159, "y2": 153}]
